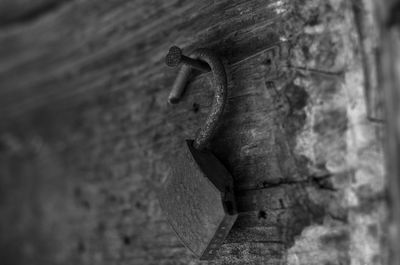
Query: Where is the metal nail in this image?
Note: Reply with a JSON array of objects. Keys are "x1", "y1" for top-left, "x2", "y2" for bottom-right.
[{"x1": 165, "y1": 46, "x2": 211, "y2": 72}]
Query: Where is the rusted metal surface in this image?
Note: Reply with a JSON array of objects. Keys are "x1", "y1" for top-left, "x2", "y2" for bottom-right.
[
  {"x1": 166, "y1": 46, "x2": 211, "y2": 73},
  {"x1": 158, "y1": 140, "x2": 237, "y2": 260},
  {"x1": 160, "y1": 47, "x2": 235, "y2": 259},
  {"x1": 165, "y1": 47, "x2": 227, "y2": 151}
]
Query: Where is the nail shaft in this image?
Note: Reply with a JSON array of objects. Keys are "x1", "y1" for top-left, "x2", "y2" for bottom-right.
[
  {"x1": 180, "y1": 56, "x2": 211, "y2": 72},
  {"x1": 166, "y1": 46, "x2": 211, "y2": 104},
  {"x1": 168, "y1": 66, "x2": 191, "y2": 104}
]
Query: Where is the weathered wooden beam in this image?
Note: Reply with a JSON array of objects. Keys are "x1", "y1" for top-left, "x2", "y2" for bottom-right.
[
  {"x1": 0, "y1": 0, "x2": 71, "y2": 27},
  {"x1": 0, "y1": 0, "x2": 388, "y2": 264},
  {"x1": 374, "y1": 1, "x2": 400, "y2": 265}
]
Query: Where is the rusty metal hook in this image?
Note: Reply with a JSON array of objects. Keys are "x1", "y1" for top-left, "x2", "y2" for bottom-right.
[{"x1": 165, "y1": 46, "x2": 227, "y2": 151}]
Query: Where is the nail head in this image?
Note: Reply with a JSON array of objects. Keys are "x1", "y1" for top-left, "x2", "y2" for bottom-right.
[{"x1": 166, "y1": 46, "x2": 183, "y2": 67}]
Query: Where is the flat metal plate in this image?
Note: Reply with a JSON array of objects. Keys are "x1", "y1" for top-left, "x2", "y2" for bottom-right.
[{"x1": 159, "y1": 140, "x2": 237, "y2": 259}]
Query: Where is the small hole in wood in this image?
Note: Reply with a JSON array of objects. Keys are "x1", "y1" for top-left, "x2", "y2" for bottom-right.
[
  {"x1": 77, "y1": 241, "x2": 85, "y2": 253},
  {"x1": 258, "y1": 210, "x2": 267, "y2": 219},
  {"x1": 192, "y1": 102, "x2": 200, "y2": 113},
  {"x1": 123, "y1": 235, "x2": 131, "y2": 246}
]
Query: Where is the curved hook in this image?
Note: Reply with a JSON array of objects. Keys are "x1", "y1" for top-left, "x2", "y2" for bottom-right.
[{"x1": 165, "y1": 46, "x2": 227, "y2": 151}]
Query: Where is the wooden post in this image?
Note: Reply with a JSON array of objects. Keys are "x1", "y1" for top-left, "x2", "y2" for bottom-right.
[
  {"x1": 375, "y1": 1, "x2": 400, "y2": 264},
  {"x1": 0, "y1": 0, "x2": 392, "y2": 264}
]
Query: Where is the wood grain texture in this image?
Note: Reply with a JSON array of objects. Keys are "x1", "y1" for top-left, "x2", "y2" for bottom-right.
[
  {"x1": 0, "y1": 0, "x2": 70, "y2": 27},
  {"x1": 374, "y1": 0, "x2": 400, "y2": 264},
  {"x1": 0, "y1": 0, "x2": 388, "y2": 265}
]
